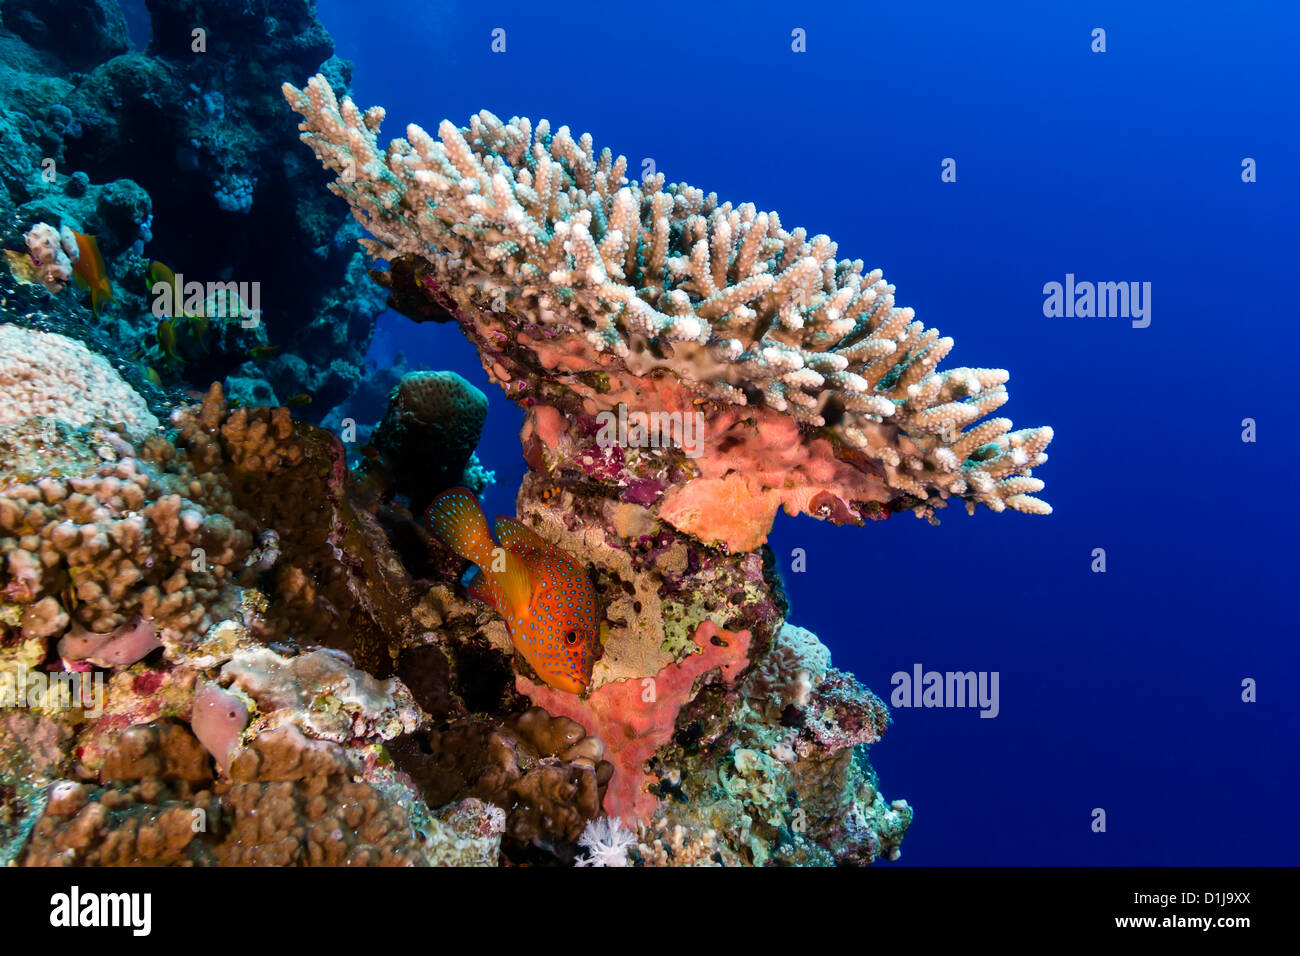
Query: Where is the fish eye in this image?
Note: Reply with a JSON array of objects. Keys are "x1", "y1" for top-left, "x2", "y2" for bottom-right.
[{"x1": 564, "y1": 630, "x2": 578, "y2": 645}]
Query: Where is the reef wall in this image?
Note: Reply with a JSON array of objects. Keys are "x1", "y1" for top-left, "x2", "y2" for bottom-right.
[{"x1": 0, "y1": 0, "x2": 385, "y2": 413}]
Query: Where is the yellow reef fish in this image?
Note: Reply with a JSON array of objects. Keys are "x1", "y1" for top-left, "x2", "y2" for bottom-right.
[
  {"x1": 148, "y1": 262, "x2": 212, "y2": 348},
  {"x1": 70, "y1": 231, "x2": 114, "y2": 314},
  {"x1": 249, "y1": 345, "x2": 278, "y2": 361},
  {"x1": 146, "y1": 260, "x2": 181, "y2": 309},
  {"x1": 425, "y1": 487, "x2": 600, "y2": 694},
  {"x1": 143, "y1": 367, "x2": 162, "y2": 386},
  {"x1": 156, "y1": 318, "x2": 181, "y2": 366},
  {"x1": 188, "y1": 311, "x2": 210, "y2": 347},
  {"x1": 285, "y1": 393, "x2": 312, "y2": 406}
]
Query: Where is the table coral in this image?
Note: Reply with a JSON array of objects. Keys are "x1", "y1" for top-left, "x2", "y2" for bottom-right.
[
  {"x1": 1, "y1": 79, "x2": 933, "y2": 865},
  {"x1": 283, "y1": 75, "x2": 1054, "y2": 542}
]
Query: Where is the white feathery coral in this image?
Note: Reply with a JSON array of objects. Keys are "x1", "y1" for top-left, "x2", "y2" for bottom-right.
[{"x1": 574, "y1": 816, "x2": 635, "y2": 867}]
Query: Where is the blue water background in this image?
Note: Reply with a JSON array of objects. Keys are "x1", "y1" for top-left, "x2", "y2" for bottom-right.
[{"x1": 314, "y1": 0, "x2": 1300, "y2": 865}]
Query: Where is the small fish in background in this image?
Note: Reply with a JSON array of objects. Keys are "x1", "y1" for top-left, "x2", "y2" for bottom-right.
[
  {"x1": 284, "y1": 392, "x2": 312, "y2": 406},
  {"x1": 146, "y1": 260, "x2": 183, "y2": 310},
  {"x1": 248, "y1": 344, "x2": 278, "y2": 361},
  {"x1": 148, "y1": 261, "x2": 213, "y2": 352},
  {"x1": 143, "y1": 367, "x2": 162, "y2": 387},
  {"x1": 425, "y1": 487, "x2": 601, "y2": 694},
  {"x1": 353, "y1": 442, "x2": 390, "y2": 491},
  {"x1": 69, "y1": 231, "x2": 114, "y2": 314},
  {"x1": 156, "y1": 317, "x2": 183, "y2": 369},
  {"x1": 187, "y1": 310, "x2": 210, "y2": 349}
]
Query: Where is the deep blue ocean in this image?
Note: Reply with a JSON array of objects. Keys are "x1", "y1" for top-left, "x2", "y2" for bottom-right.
[{"x1": 315, "y1": 0, "x2": 1299, "y2": 865}]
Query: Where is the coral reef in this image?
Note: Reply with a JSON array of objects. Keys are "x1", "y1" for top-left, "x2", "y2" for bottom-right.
[
  {"x1": 6, "y1": 222, "x2": 76, "y2": 293},
  {"x1": 0, "y1": 0, "x2": 385, "y2": 415},
  {"x1": 389, "y1": 706, "x2": 612, "y2": 859},
  {"x1": 22, "y1": 718, "x2": 500, "y2": 866},
  {"x1": 0, "y1": 26, "x2": 1053, "y2": 866},
  {"x1": 274, "y1": 74, "x2": 932, "y2": 866},
  {"x1": 574, "y1": 815, "x2": 635, "y2": 866},
  {"x1": 520, "y1": 620, "x2": 750, "y2": 823},
  {"x1": 0, "y1": 325, "x2": 912, "y2": 867},
  {"x1": 0, "y1": 0, "x2": 128, "y2": 72},
  {"x1": 0, "y1": 413, "x2": 253, "y2": 643}
]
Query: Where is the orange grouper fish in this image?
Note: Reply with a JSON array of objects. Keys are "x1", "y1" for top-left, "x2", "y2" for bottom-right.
[{"x1": 425, "y1": 487, "x2": 600, "y2": 694}]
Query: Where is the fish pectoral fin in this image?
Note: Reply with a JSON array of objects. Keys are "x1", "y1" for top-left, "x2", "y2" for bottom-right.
[
  {"x1": 466, "y1": 567, "x2": 497, "y2": 610},
  {"x1": 493, "y1": 550, "x2": 536, "y2": 621}
]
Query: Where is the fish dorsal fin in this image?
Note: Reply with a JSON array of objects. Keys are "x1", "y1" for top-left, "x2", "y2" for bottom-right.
[{"x1": 494, "y1": 516, "x2": 564, "y2": 560}]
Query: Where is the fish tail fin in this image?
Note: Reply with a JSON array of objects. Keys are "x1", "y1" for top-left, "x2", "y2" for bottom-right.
[{"x1": 424, "y1": 487, "x2": 496, "y2": 567}]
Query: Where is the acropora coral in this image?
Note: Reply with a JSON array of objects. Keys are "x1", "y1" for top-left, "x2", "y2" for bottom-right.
[{"x1": 283, "y1": 75, "x2": 1054, "y2": 546}]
